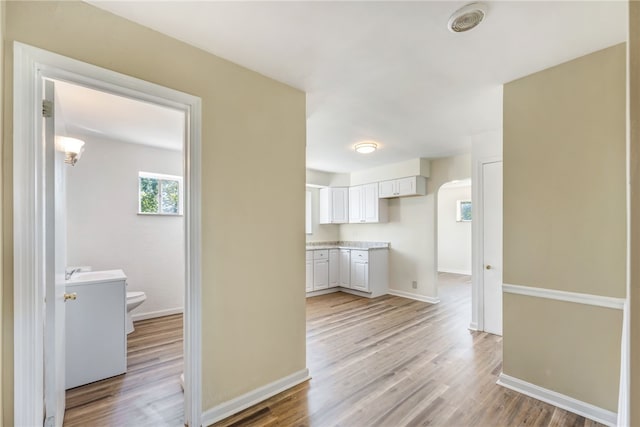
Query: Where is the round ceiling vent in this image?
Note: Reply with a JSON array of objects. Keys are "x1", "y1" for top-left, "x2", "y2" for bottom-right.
[{"x1": 448, "y1": 3, "x2": 487, "y2": 33}]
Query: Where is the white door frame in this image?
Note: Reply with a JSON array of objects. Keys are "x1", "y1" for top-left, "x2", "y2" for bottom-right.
[
  {"x1": 471, "y1": 156, "x2": 502, "y2": 332},
  {"x1": 13, "y1": 42, "x2": 202, "y2": 426}
]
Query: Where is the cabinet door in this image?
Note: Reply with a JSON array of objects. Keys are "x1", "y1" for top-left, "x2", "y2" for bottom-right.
[
  {"x1": 350, "y1": 259, "x2": 369, "y2": 292},
  {"x1": 305, "y1": 259, "x2": 313, "y2": 292},
  {"x1": 349, "y1": 186, "x2": 363, "y2": 223},
  {"x1": 329, "y1": 249, "x2": 340, "y2": 287},
  {"x1": 378, "y1": 180, "x2": 396, "y2": 198},
  {"x1": 396, "y1": 177, "x2": 416, "y2": 196},
  {"x1": 313, "y1": 259, "x2": 329, "y2": 290},
  {"x1": 318, "y1": 188, "x2": 330, "y2": 224},
  {"x1": 362, "y1": 183, "x2": 379, "y2": 223},
  {"x1": 331, "y1": 188, "x2": 349, "y2": 224},
  {"x1": 339, "y1": 249, "x2": 350, "y2": 287}
]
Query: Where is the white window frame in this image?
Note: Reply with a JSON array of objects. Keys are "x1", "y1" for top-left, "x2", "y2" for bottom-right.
[{"x1": 138, "y1": 171, "x2": 184, "y2": 215}]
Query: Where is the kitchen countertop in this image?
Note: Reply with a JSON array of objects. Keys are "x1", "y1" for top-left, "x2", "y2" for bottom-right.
[{"x1": 306, "y1": 241, "x2": 390, "y2": 251}]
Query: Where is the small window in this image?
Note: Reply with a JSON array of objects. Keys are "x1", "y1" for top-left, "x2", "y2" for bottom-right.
[
  {"x1": 139, "y1": 172, "x2": 183, "y2": 215},
  {"x1": 456, "y1": 200, "x2": 472, "y2": 222}
]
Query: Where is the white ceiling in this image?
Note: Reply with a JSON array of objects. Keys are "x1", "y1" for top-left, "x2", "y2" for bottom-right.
[
  {"x1": 88, "y1": 1, "x2": 627, "y2": 172},
  {"x1": 54, "y1": 79, "x2": 185, "y2": 151}
]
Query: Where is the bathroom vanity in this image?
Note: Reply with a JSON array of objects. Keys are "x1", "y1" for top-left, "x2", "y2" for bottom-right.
[{"x1": 65, "y1": 269, "x2": 127, "y2": 389}]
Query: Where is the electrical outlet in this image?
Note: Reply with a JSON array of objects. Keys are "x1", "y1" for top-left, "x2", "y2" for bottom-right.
[{"x1": 412, "y1": 281, "x2": 417, "y2": 289}]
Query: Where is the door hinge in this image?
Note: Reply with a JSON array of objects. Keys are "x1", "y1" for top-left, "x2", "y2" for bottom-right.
[{"x1": 42, "y1": 100, "x2": 53, "y2": 118}]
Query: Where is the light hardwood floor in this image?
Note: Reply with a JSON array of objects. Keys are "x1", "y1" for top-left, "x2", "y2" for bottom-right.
[
  {"x1": 214, "y1": 273, "x2": 603, "y2": 427},
  {"x1": 64, "y1": 314, "x2": 184, "y2": 426},
  {"x1": 64, "y1": 274, "x2": 602, "y2": 426}
]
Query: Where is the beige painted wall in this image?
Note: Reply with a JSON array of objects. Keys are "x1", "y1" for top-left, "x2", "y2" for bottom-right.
[
  {"x1": 3, "y1": 1, "x2": 306, "y2": 422},
  {"x1": 629, "y1": 2, "x2": 639, "y2": 424},
  {"x1": 503, "y1": 294, "x2": 622, "y2": 411},
  {"x1": 504, "y1": 44, "x2": 626, "y2": 297},
  {"x1": 339, "y1": 153, "x2": 470, "y2": 299},
  {"x1": 503, "y1": 44, "x2": 626, "y2": 411}
]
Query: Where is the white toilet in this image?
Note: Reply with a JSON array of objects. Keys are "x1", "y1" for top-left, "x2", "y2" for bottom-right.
[{"x1": 126, "y1": 291, "x2": 147, "y2": 334}]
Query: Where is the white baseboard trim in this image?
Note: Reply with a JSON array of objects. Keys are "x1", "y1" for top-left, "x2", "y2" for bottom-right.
[
  {"x1": 132, "y1": 307, "x2": 184, "y2": 321},
  {"x1": 306, "y1": 288, "x2": 340, "y2": 298},
  {"x1": 387, "y1": 289, "x2": 440, "y2": 304},
  {"x1": 497, "y1": 373, "x2": 617, "y2": 427},
  {"x1": 502, "y1": 283, "x2": 625, "y2": 310},
  {"x1": 201, "y1": 368, "x2": 310, "y2": 426},
  {"x1": 468, "y1": 322, "x2": 478, "y2": 331},
  {"x1": 438, "y1": 269, "x2": 472, "y2": 276}
]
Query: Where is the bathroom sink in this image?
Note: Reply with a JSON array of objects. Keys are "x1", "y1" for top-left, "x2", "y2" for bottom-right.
[{"x1": 66, "y1": 269, "x2": 127, "y2": 284}]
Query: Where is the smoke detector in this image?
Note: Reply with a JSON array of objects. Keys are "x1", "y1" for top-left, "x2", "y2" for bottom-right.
[{"x1": 448, "y1": 3, "x2": 487, "y2": 33}]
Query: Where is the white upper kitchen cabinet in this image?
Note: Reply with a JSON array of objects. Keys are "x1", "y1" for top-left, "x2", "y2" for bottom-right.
[
  {"x1": 319, "y1": 187, "x2": 349, "y2": 224},
  {"x1": 378, "y1": 176, "x2": 427, "y2": 198},
  {"x1": 348, "y1": 183, "x2": 388, "y2": 223}
]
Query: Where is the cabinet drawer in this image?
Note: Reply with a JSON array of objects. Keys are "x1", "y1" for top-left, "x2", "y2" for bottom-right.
[
  {"x1": 313, "y1": 249, "x2": 329, "y2": 260},
  {"x1": 351, "y1": 250, "x2": 368, "y2": 262},
  {"x1": 306, "y1": 250, "x2": 314, "y2": 261}
]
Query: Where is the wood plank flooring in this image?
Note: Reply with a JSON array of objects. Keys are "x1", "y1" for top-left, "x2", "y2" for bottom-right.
[
  {"x1": 63, "y1": 274, "x2": 603, "y2": 426},
  {"x1": 214, "y1": 273, "x2": 603, "y2": 427},
  {"x1": 63, "y1": 314, "x2": 184, "y2": 426}
]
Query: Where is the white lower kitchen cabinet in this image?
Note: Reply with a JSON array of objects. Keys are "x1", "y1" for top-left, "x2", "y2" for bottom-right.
[
  {"x1": 305, "y1": 245, "x2": 388, "y2": 298},
  {"x1": 329, "y1": 249, "x2": 340, "y2": 288},
  {"x1": 339, "y1": 249, "x2": 351, "y2": 288},
  {"x1": 305, "y1": 251, "x2": 313, "y2": 292},
  {"x1": 313, "y1": 250, "x2": 329, "y2": 290},
  {"x1": 349, "y1": 249, "x2": 389, "y2": 297}
]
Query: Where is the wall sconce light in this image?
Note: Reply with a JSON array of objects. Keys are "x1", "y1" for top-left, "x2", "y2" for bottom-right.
[
  {"x1": 57, "y1": 137, "x2": 85, "y2": 166},
  {"x1": 354, "y1": 141, "x2": 378, "y2": 154}
]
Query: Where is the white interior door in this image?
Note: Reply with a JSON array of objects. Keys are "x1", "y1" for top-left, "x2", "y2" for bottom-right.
[
  {"x1": 482, "y1": 161, "x2": 503, "y2": 336},
  {"x1": 43, "y1": 79, "x2": 67, "y2": 427}
]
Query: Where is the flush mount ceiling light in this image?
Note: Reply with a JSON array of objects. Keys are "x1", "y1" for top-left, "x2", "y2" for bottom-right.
[
  {"x1": 354, "y1": 141, "x2": 378, "y2": 154},
  {"x1": 57, "y1": 136, "x2": 86, "y2": 166},
  {"x1": 448, "y1": 2, "x2": 487, "y2": 33}
]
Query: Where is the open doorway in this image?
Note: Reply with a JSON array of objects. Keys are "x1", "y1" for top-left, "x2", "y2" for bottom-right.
[
  {"x1": 13, "y1": 43, "x2": 202, "y2": 427},
  {"x1": 436, "y1": 179, "x2": 472, "y2": 322},
  {"x1": 54, "y1": 79, "x2": 186, "y2": 424}
]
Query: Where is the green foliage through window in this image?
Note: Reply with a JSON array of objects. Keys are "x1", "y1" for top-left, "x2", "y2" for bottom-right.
[
  {"x1": 139, "y1": 172, "x2": 182, "y2": 215},
  {"x1": 457, "y1": 200, "x2": 472, "y2": 222}
]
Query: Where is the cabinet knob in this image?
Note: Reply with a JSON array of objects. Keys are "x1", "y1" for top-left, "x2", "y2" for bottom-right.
[
  {"x1": 64, "y1": 292, "x2": 77, "y2": 302},
  {"x1": 485, "y1": 265, "x2": 492, "y2": 270}
]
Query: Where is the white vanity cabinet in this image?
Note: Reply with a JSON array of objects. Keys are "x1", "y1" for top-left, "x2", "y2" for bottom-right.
[
  {"x1": 379, "y1": 176, "x2": 427, "y2": 198},
  {"x1": 313, "y1": 250, "x2": 329, "y2": 290},
  {"x1": 319, "y1": 187, "x2": 349, "y2": 224},
  {"x1": 65, "y1": 271, "x2": 127, "y2": 389},
  {"x1": 305, "y1": 251, "x2": 314, "y2": 292},
  {"x1": 348, "y1": 183, "x2": 388, "y2": 223}
]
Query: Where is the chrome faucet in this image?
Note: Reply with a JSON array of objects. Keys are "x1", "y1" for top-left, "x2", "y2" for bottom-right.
[{"x1": 65, "y1": 268, "x2": 81, "y2": 280}]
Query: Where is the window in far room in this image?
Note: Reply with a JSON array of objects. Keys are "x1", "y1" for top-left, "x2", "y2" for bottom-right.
[
  {"x1": 138, "y1": 171, "x2": 183, "y2": 215},
  {"x1": 456, "y1": 200, "x2": 472, "y2": 222}
]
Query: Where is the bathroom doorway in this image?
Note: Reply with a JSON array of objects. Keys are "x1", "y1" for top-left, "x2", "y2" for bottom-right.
[
  {"x1": 13, "y1": 43, "x2": 202, "y2": 426},
  {"x1": 55, "y1": 78, "x2": 187, "y2": 423}
]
